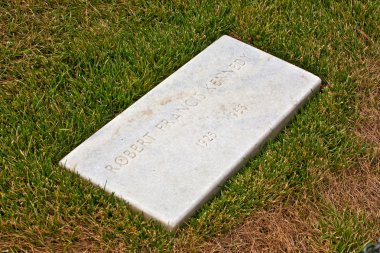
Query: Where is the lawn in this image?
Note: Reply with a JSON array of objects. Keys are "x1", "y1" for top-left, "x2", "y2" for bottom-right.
[{"x1": 1, "y1": 0, "x2": 379, "y2": 252}]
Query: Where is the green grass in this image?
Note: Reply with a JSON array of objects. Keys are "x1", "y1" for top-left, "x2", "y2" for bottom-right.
[{"x1": 1, "y1": 0, "x2": 379, "y2": 252}]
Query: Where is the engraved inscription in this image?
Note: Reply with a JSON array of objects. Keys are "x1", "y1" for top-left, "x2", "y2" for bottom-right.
[
  {"x1": 104, "y1": 55, "x2": 251, "y2": 172},
  {"x1": 197, "y1": 131, "x2": 217, "y2": 148},
  {"x1": 229, "y1": 58, "x2": 245, "y2": 70},
  {"x1": 155, "y1": 92, "x2": 207, "y2": 132},
  {"x1": 105, "y1": 164, "x2": 121, "y2": 173},
  {"x1": 205, "y1": 56, "x2": 248, "y2": 91},
  {"x1": 105, "y1": 132, "x2": 156, "y2": 172},
  {"x1": 229, "y1": 103, "x2": 248, "y2": 118}
]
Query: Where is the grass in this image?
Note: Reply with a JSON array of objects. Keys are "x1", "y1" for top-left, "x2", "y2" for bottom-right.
[{"x1": 1, "y1": 0, "x2": 379, "y2": 252}]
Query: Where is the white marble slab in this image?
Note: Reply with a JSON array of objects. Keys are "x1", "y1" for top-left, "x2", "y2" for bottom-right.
[{"x1": 59, "y1": 35, "x2": 321, "y2": 231}]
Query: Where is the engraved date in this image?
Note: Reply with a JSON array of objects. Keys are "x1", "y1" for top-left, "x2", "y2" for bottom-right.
[
  {"x1": 229, "y1": 103, "x2": 248, "y2": 118},
  {"x1": 197, "y1": 131, "x2": 217, "y2": 148}
]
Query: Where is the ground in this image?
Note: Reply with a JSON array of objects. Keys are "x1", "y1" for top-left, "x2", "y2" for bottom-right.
[{"x1": 1, "y1": 1, "x2": 379, "y2": 252}]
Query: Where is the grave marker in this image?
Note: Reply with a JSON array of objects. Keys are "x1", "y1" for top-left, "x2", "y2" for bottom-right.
[{"x1": 59, "y1": 35, "x2": 321, "y2": 230}]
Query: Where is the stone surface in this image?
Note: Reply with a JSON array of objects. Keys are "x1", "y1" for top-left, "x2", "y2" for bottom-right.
[{"x1": 59, "y1": 35, "x2": 321, "y2": 230}]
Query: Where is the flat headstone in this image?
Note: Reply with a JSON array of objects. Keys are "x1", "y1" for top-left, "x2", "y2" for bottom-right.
[{"x1": 59, "y1": 35, "x2": 321, "y2": 231}]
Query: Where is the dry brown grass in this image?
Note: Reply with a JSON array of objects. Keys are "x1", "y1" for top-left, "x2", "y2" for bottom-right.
[
  {"x1": 355, "y1": 49, "x2": 380, "y2": 149},
  {"x1": 329, "y1": 44, "x2": 380, "y2": 217},
  {"x1": 323, "y1": 156, "x2": 380, "y2": 219},
  {"x1": 0, "y1": 220, "x2": 126, "y2": 253},
  {"x1": 199, "y1": 203, "x2": 326, "y2": 253}
]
